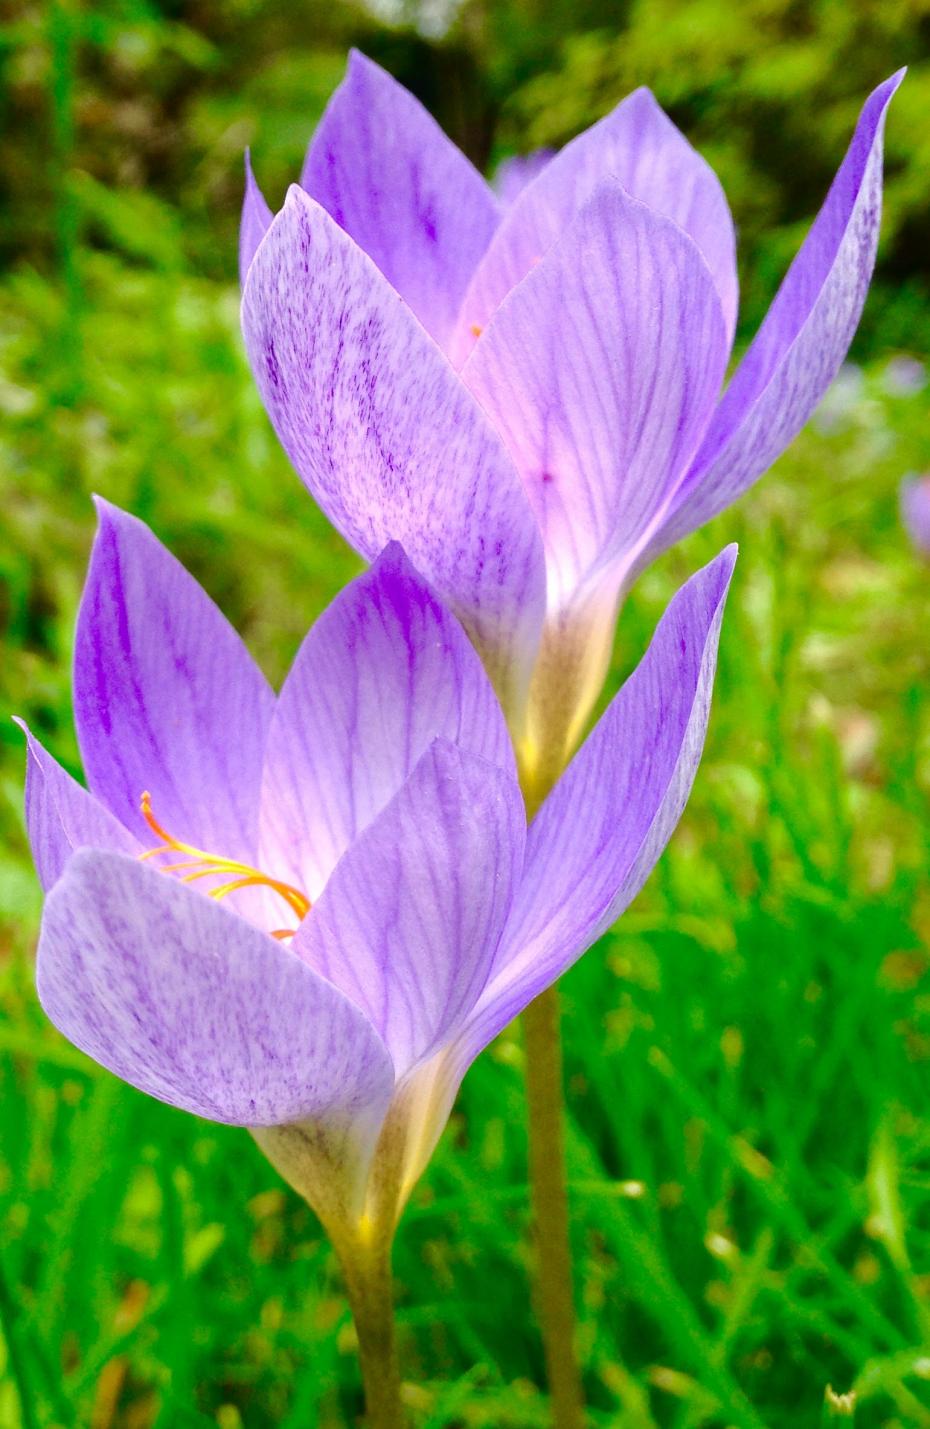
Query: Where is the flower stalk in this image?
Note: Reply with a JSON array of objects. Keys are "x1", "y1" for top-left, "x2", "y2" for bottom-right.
[
  {"x1": 519, "y1": 745, "x2": 585, "y2": 1427},
  {"x1": 522, "y1": 983, "x2": 585, "y2": 1429},
  {"x1": 335, "y1": 1228, "x2": 405, "y2": 1429}
]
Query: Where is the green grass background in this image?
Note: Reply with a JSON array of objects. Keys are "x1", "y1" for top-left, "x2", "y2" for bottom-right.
[{"x1": 3, "y1": 3, "x2": 930, "y2": 1427}]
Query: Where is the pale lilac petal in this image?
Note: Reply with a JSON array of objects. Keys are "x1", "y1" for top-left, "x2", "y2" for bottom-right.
[
  {"x1": 455, "y1": 86, "x2": 737, "y2": 363},
  {"x1": 291, "y1": 740, "x2": 524, "y2": 1081},
  {"x1": 901, "y1": 474, "x2": 930, "y2": 557},
  {"x1": 463, "y1": 545, "x2": 736, "y2": 1058},
  {"x1": 37, "y1": 849, "x2": 394, "y2": 1131},
  {"x1": 74, "y1": 501, "x2": 274, "y2": 862},
  {"x1": 260, "y1": 544, "x2": 515, "y2": 900},
  {"x1": 301, "y1": 50, "x2": 500, "y2": 349},
  {"x1": 17, "y1": 722, "x2": 140, "y2": 891},
  {"x1": 239, "y1": 149, "x2": 273, "y2": 286},
  {"x1": 653, "y1": 73, "x2": 903, "y2": 559},
  {"x1": 241, "y1": 188, "x2": 546, "y2": 714},
  {"x1": 494, "y1": 151, "x2": 554, "y2": 206},
  {"x1": 463, "y1": 182, "x2": 728, "y2": 606}
]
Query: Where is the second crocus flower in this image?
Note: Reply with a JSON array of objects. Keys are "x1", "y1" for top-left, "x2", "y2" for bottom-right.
[{"x1": 240, "y1": 54, "x2": 901, "y2": 791}]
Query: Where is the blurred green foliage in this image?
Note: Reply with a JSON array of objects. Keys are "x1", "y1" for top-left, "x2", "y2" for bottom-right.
[{"x1": 2, "y1": 0, "x2": 930, "y2": 1426}]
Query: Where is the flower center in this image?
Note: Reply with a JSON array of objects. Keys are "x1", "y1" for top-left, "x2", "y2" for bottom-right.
[{"x1": 138, "y1": 791, "x2": 310, "y2": 940}]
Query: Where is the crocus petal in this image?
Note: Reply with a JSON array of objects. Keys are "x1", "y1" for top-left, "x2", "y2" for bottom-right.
[
  {"x1": 463, "y1": 182, "x2": 728, "y2": 607},
  {"x1": 465, "y1": 545, "x2": 736, "y2": 1057},
  {"x1": 300, "y1": 50, "x2": 500, "y2": 349},
  {"x1": 37, "y1": 848, "x2": 395, "y2": 1135},
  {"x1": 901, "y1": 474, "x2": 930, "y2": 557},
  {"x1": 74, "y1": 501, "x2": 275, "y2": 861},
  {"x1": 292, "y1": 740, "x2": 524, "y2": 1081},
  {"x1": 17, "y1": 722, "x2": 140, "y2": 891},
  {"x1": 394, "y1": 549, "x2": 735, "y2": 1191},
  {"x1": 455, "y1": 86, "x2": 737, "y2": 364},
  {"x1": 260, "y1": 544, "x2": 515, "y2": 899},
  {"x1": 494, "y1": 150, "x2": 554, "y2": 206},
  {"x1": 652, "y1": 73, "x2": 903, "y2": 560},
  {"x1": 239, "y1": 149, "x2": 273, "y2": 285},
  {"x1": 241, "y1": 187, "x2": 546, "y2": 716}
]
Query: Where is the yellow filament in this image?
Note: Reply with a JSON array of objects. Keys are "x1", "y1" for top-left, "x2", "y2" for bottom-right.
[{"x1": 139, "y1": 791, "x2": 310, "y2": 936}]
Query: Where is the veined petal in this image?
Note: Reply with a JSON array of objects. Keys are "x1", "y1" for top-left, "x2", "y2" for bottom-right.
[
  {"x1": 461, "y1": 545, "x2": 736, "y2": 1059},
  {"x1": 241, "y1": 187, "x2": 546, "y2": 716},
  {"x1": 292, "y1": 740, "x2": 524, "y2": 1081},
  {"x1": 454, "y1": 86, "x2": 737, "y2": 364},
  {"x1": 653, "y1": 72, "x2": 903, "y2": 559},
  {"x1": 37, "y1": 849, "x2": 395, "y2": 1137},
  {"x1": 463, "y1": 182, "x2": 728, "y2": 608},
  {"x1": 301, "y1": 50, "x2": 500, "y2": 349},
  {"x1": 74, "y1": 501, "x2": 274, "y2": 862},
  {"x1": 260, "y1": 544, "x2": 515, "y2": 899},
  {"x1": 239, "y1": 149, "x2": 273, "y2": 285},
  {"x1": 17, "y1": 722, "x2": 140, "y2": 890}
]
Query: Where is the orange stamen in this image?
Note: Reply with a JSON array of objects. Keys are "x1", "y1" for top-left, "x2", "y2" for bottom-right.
[
  {"x1": 139, "y1": 791, "x2": 310, "y2": 933},
  {"x1": 469, "y1": 323, "x2": 483, "y2": 338}
]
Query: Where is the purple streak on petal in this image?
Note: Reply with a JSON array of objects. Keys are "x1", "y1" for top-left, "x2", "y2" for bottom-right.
[
  {"x1": 462, "y1": 545, "x2": 736, "y2": 1059},
  {"x1": 653, "y1": 73, "x2": 903, "y2": 560},
  {"x1": 240, "y1": 149, "x2": 274, "y2": 286},
  {"x1": 301, "y1": 50, "x2": 500, "y2": 349},
  {"x1": 74, "y1": 501, "x2": 274, "y2": 861},
  {"x1": 463, "y1": 182, "x2": 728, "y2": 606},
  {"x1": 16, "y1": 722, "x2": 140, "y2": 890},
  {"x1": 292, "y1": 740, "x2": 524, "y2": 1081},
  {"x1": 37, "y1": 848, "x2": 395, "y2": 1130},
  {"x1": 241, "y1": 188, "x2": 546, "y2": 713},
  {"x1": 455, "y1": 86, "x2": 737, "y2": 364},
  {"x1": 901, "y1": 474, "x2": 930, "y2": 558},
  {"x1": 494, "y1": 150, "x2": 555, "y2": 206},
  {"x1": 261, "y1": 544, "x2": 515, "y2": 900}
]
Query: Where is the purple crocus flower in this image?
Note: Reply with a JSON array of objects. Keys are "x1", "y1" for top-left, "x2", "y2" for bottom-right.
[
  {"x1": 21, "y1": 500, "x2": 734, "y2": 1232},
  {"x1": 239, "y1": 53, "x2": 901, "y2": 780},
  {"x1": 901, "y1": 474, "x2": 930, "y2": 558}
]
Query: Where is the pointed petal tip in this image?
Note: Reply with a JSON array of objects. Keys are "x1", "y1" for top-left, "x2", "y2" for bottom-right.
[
  {"x1": 369, "y1": 538, "x2": 418, "y2": 579},
  {"x1": 696, "y1": 542, "x2": 739, "y2": 603},
  {"x1": 89, "y1": 494, "x2": 142, "y2": 544}
]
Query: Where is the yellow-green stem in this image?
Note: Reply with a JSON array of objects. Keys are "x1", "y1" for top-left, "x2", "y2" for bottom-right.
[
  {"x1": 520, "y1": 752, "x2": 586, "y2": 1428},
  {"x1": 523, "y1": 983, "x2": 585, "y2": 1429},
  {"x1": 336, "y1": 1232, "x2": 405, "y2": 1429}
]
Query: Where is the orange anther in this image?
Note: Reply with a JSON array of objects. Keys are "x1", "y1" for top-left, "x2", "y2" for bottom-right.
[{"x1": 137, "y1": 792, "x2": 310, "y2": 934}]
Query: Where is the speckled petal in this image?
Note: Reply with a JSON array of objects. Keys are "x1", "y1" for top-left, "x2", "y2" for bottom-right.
[
  {"x1": 300, "y1": 51, "x2": 500, "y2": 349},
  {"x1": 37, "y1": 848, "x2": 395, "y2": 1132},
  {"x1": 241, "y1": 187, "x2": 546, "y2": 716},
  {"x1": 260, "y1": 544, "x2": 515, "y2": 900},
  {"x1": 74, "y1": 501, "x2": 274, "y2": 862},
  {"x1": 292, "y1": 740, "x2": 524, "y2": 1080}
]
